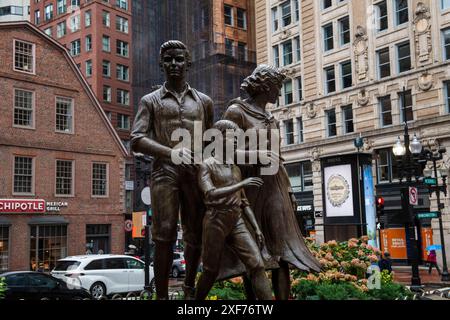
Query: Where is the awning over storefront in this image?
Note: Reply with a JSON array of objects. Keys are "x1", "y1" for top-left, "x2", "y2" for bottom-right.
[
  {"x1": 0, "y1": 217, "x2": 11, "y2": 225},
  {"x1": 27, "y1": 216, "x2": 69, "y2": 225}
]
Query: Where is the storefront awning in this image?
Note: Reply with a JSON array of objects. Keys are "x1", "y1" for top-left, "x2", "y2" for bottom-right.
[
  {"x1": 0, "y1": 217, "x2": 11, "y2": 225},
  {"x1": 28, "y1": 216, "x2": 69, "y2": 225}
]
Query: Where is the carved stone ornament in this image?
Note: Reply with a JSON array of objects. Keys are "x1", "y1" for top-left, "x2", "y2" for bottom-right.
[
  {"x1": 280, "y1": 29, "x2": 292, "y2": 40},
  {"x1": 310, "y1": 147, "x2": 322, "y2": 161},
  {"x1": 353, "y1": 26, "x2": 369, "y2": 81},
  {"x1": 418, "y1": 72, "x2": 433, "y2": 91},
  {"x1": 362, "y1": 138, "x2": 374, "y2": 152},
  {"x1": 312, "y1": 160, "x2": 321, "y2": 173},
  {"x1": 306, "y1": 102, "x2": 317, "y2": 119},
  {"x1": 357, "y1": 88, "x2": 370, "y2": 106},
  {"x1": 413, "y1": 2, "x2": 432, "y2": 64}
]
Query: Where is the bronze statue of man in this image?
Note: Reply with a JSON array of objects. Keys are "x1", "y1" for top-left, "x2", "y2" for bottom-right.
[{"x1": 131, "y1": 40, "x2": 214, "y2": 299}]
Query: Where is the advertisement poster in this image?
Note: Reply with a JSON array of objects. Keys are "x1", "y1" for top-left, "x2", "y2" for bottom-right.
[
  {"x1": 363, "y1": 164, "x2": 377, "y2": 248},
  {"x1": 324, "y1": 164, "x2": 354, "y2": 217}
]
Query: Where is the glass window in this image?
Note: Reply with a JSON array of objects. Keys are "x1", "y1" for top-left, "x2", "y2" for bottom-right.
[
  {"x1": 70, "y1": 14, "x2": 80, "y2": 32},
  {"x1": 70, "y1": 39, "x2": 80, "y2": 56},
  {"x1": 342, "y1": 105, "x2": 354, "y2": 134},
  {"x1": 399, "y1": 90, "x2": 413, "y2": 123},
  {"x1": 272, "y1": 7, "x2": 279, "y2": 32},
  {"x1": 116, "y1": 0, "x2": 128, "y2": 10},
  {"x1": 44, "y1": 27, "x2": 52, "y2": 37},
  {"x1": 102, "y1": 11, "x2": 110, "y2": 27},
  {"x1": 273, "y1": 45, "x2": 279, "y2": 67},
  {"x1": 102, "y1": 35, "x2": 110, "y2": 52},
  {"x1": 294, "y1": 36, "x2": 301, "y2": 62},
  {"x1": 85, "y1": 10, "x2": 91, "y2": 27},
  {"x1": 225, "y1": 38, "x2": 234, "y2": 56},
  {"x1": 118, "y1": 114, "x2": 130, "y2": 130},
  {"x1": 379, "y1": 95, "x2": 392, "y2": 127},
  {"x1": 34, "y1": 10, "x2": 40, "y2": 24},
  {"x1": 237, "y1": 8, "x2": 246, "y2": 29},
  {"x1": 297, "y1": 117, "x2": 304, "y2": 143},
  {"x1": 5, "y1": 274, "x2": 29, "y2": 287},
  {"x1": 376, "y1": 148, "x2": 399, "y2": 183},
  {"x1": 395, "y1": 0, "x2": 409, "y2": 26},
  {"x1": 285, "y1": 162, "x2": 313, "y2": 192},
  {"x1": 44, "y1": 4, "x2": 53, "y2": 21},
  {"x1": 85, "y1": 60, "x2": 92, "y2": 77},
  {"x1": 29, "y1": 273, "x2": 58, "y2": 288},
  {"x1": 443, "y1": 0, "x2": 450, "y2": 10},
  {"x1": 71, "y1": 0, "x2": 80, "y2": 7},
  {"x1": 285, "y1": 119, "x2": 294, "y2": 145},
  {"x1": 57, "y1": 0, "x2": 66, "y2": 14},
  {"x1": 57, "y1": 22, "x2": 66, "y2": 38},
  {"x1": 397, "y1": 42, "x2": 411, "y2": 73},
  {"x1": 116, "y1": 64, "x2": 129, "y2": 81},
  {"x1": 339, "y1": 16, "x2": 350, "y2": 46},
  {"x1": 92, "y1": 163, "x2": 108, "y2": 196},
  {"x1": 117, "y1": 89, "x2": 129, "y2": 105},
  {"x1": 54, "y1": 260, "x2": 80, "y2": 271},
  {"x1": 56, "y1": 160, "x2": 73, "y2": 195},
  {"x1": 283, "y1": 80, "x2": 293, "y2": 105},
  {"x1": 14, "y1": 89, "x2": 33, "y2": 127},
  {"x1": 281, "y1": 1, "x2": 291, "y2": 27},
  {"x1": 377, "y1": 1, "x2": 388, "y2": 31},
  {"x1": 224, "y1": 5, "x2": 233, "y2": 26},
  {"x1": 324, "y1": 66, "x2": 336, "y2": 94},
  {"x1": 282, "y1": 40, "x2": 293, "y2": 66},
  {"x1": 237, "y1": 42, "x2": 247, "y2": 61},
  {"x1": 30, "y1": 225, "x2": 67, "y2": 272},
  {"x1": 85, "y1": 35, "x2": 92, "y2": 52},
  {"x1": 294, "y1": 0, "x2": 299, "y2": 21},
  {"x1": 323, "y1": 0, "x2": 332, "y2": 9},
  {"x1": 102, "y1": 60, "x2": 110, "y2": 77},
  {"x1": 0, "y1": 226, "x2": 9, "y2": 272},
  {"x1": 323, "y1": 23, "x2": 334, "y2": 51},
  {"x1": 84, "y1": 259, "x2": 104, "y2": 270},
  {"x1": 296, "y1": 77, "x2": 303, "y2": 101},
  {"x1": 104, "y1": 258, "x2": 126, "y2": 269},
  {"x1": 86, "y1": 224, "x2": 111, "y2": 254},
  {"x1": 377, "y1": 47, "x2": 390, "y2": 78},
  {"x1": 14, "y1": 156, "x2": 33, "y2": 194},
  {"x1": 116, "y1": 16, "x2": 128, "y2": 33},
  {"x1": 103, "y1": 86, "x2": 111, "y2": 102},
  {"x1": 326, "y1": 109, "x2": 337, "y2": 137},
  {"x1": 443, "y1": 28, "x2": 450, "y2": 61},
  {"x1": 14, "y1": 40, "x2": 34, "y2": 73},
  {"x1": 116, "y1": 40, "x2": 129, "y2": 57},
  {"x1": 55, "y1": 97, "x2": 73, "y2": 133},
  {"x1": 126, "y1": 258, "x2": 144, "y2": 269},
  {"x1": 445, "y1": 81, "x2": 450, "y2": 113},
  {"x1": 341, "y1": 61, "x2": 352, "y2": 89}
]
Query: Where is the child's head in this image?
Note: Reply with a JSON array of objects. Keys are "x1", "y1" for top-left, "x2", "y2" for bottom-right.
[{"x1": 213, "y1": 120, "x2": 239, "y2": 135}]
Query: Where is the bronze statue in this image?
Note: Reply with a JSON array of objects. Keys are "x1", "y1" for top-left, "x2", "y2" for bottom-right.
[
  {"x1": 195, "y1": 120, "x2": 272, "y2": 300},
  {"x1": 131, "y1": 40, "x2": 214, "y2": 299},
  {"x1": 222, "y1": 65, "x2": 322, "y2": 300}
]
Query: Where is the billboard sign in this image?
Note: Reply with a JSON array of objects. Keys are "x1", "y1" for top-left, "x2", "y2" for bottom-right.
[{"x1": 324, "y1": 164, "x2": 354, "y2": 217}]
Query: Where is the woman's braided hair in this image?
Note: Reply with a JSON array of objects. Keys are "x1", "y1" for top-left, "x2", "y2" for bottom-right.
[{"x1": 241, "y1": 65, "x2": 286, "y2": 97}]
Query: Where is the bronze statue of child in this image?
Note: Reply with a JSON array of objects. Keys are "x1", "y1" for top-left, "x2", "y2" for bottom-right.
[{"x1": 195, "y1": 120, "x2": 272, "y2": 300}]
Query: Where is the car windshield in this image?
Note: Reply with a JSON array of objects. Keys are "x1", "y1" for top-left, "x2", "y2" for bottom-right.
[{"x1": 53, "y1": 260, "x2": 81, "y2": 271}]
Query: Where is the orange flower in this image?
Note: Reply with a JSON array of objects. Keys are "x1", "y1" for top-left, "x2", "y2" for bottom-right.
[{"x1": 230, "y1": 277, "x2": 243, "y2": 285}]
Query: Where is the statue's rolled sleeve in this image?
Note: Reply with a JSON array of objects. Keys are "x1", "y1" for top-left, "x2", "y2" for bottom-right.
[{"x1": 131, "y1": 96, "x2": 153, "y2": 150}]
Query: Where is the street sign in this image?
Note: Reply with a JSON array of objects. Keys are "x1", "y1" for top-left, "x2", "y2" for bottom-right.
[
  {"x1": 424, "y1": 177, "x2": 437, "y2": 185},
  {"x1": 416, "y1": 211, "x2": 441, "y2": 219},
  {"x1": 124, "y1": 219, "x2": 133, "y2": 232},
  {"x1": 409, "y1": 187, "x2": 418, "y2": 206}
]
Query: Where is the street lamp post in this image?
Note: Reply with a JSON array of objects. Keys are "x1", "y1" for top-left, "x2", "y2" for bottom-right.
[{"x1": 422, "y1": 147, "x2": 450, "y2": 282}]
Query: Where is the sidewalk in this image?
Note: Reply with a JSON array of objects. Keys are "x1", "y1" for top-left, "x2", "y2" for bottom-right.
[{"x1": 393, "y1": 265, "x2": 450, "y2": 288}]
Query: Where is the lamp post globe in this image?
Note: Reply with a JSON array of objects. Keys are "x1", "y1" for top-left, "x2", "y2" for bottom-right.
[
  {"x1": 409, "y1": 134, "x2": 422, "y2": 155},
  {"x1": 393, "y1": 136, "x2": 406, "y2": 157}
]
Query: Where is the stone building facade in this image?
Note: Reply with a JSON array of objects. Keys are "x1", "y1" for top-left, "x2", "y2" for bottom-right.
[{"x1": 256, "y1": 0, "x2": 450, "y2": 266}]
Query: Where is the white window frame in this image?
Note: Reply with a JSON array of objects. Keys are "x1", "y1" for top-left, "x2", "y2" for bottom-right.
[
  {"x1": 281, "y1": 1, "x2": 291, "y2": 27},
  {"x1": 341, "y1": 104, "x2": 354, "y2": 134},
  {"x1": 394, "y1": 0, "x2": 409, "y2": 27},
  {"x1": 13, "y1": 39, "x2": 36, "y2": 75},
  {"x1": 396, "y1": 41, "x2": 411, "y2": 74},
  {"x1": 379, "y1": 95, "x2": 393, "y2": 127},
  {"x1": 12, "y1": 156, "x2": 35, "y2": 196},
  {"x1": 55, "y1": 96, "x2": 74, "y2": 134},
  {"x1": 55, "y1": 159, "x2": 75, "y2": 197},
  {"x1": 322, "y1": 23, "x2": 334, "y2": 52},
  {"x1": 91, "y1": 162, "x2": 109, "y2": 198},
  {"x1": 13, "y1": 88, "x2": 35, "y2": 129},
  {"x1": 377, "y1": 47, "x2": 391, "y2": 79}
]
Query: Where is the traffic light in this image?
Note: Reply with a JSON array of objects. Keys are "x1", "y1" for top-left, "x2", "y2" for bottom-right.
[{"x1": 376, "y1": 196, "x2": 385, "y2": 218}]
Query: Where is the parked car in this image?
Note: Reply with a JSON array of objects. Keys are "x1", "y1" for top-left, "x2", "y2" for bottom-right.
[
  {"x1": 171, "y1": 252, "x2": 186, "y2": 278},
  {"x1": 0, "y1": 271, "x2": 91, "y2": 300},
  {"x1": 51, "y1": 254, "x2": 155, "y2": 299}
]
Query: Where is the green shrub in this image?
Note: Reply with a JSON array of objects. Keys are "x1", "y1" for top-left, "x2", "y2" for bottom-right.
[
  {"x1": 367, "y1": 282, "x2": 412, "y2": 300},
  {"x1": 208, "y1": 279, "x2": 246, "y2": 300},
  {"x1": 0, "y1": 277, "x2": 6, "y2": 300}
]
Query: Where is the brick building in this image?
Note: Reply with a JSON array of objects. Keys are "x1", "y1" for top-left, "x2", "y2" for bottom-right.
[
  {"x1": 0, "y1": 21, "x2": 127, "y2": 272},
  {"x1": 0, "y1": 0, "x2": 30, "y2": 22},
  {"x1": 30, "y1": 0, "x2": 135, "y2": 219},
  {"x1": 255, "y1": 0, "x2": 450, "y2": 266}
]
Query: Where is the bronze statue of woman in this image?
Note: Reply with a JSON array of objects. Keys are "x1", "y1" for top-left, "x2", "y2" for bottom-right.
[{"x1": 222, "y1": 65, "x2": 321, "y2": 300}]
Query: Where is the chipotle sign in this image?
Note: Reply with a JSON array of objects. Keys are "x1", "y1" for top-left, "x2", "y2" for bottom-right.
[{"x1": 0, "y1": 199, "x2": 46, "y2": 213}]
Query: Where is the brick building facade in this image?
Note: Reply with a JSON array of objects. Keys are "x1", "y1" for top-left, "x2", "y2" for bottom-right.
[{"x1": 0, "y1": 21, "x2": 127, "y2": 272}]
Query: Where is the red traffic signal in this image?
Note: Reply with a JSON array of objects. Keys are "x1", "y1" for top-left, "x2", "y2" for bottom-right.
[
  {"x1": 141, "y1": 228, "x2": 146, "y2": 237},
  {"x1": 376, "y1": 197, "x2": 385, "y2": 206}
]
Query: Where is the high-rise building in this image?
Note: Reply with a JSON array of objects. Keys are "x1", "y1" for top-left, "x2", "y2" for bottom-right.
[
  {"x1": 0, "y1": 0, "x2": 30, "y2": 22},
  {"x1": 256, "y1": 0, "x2": 450, "y2": 266},
  {"x1": 30, "y1": 0, "x2": 135, "y2": 224},
  {"x1": 132, "y1": 0, "x2": 257, "y2": 211}
]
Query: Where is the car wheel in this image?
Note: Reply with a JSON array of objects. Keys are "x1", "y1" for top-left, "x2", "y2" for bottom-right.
[
  {"x1": 172, "y1": 267, "x2": 179, "y2": 278},
  {"x1": 90, "y1": 282, "x2": 106, "y2": 300}
]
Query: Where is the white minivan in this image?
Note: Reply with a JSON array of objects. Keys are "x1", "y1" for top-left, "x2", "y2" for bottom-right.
[{"x1": 51, "y1": 254, "x2": 154, "y2": 299}]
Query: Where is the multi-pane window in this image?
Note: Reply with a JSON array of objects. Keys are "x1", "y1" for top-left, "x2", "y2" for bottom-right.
[
  {"x1": 377, "y1": 47, "x2": 390, "y2": 78},
  {"x1": 377, "y1": 1, "x2": 388, "y2": 31},
  {"x1": 13, "y1": 156, "x2": 33, "y2": 194},
  {"x1": 379, "y1": 95, "x2": 392, "y2": 127},
  {"x1": 117, "y1": 89, "x2": 129, "y2": 105},
  {"x1": 14, "y1": 40, "x2": 34, "y2": 73},
  {"x1": 224, "y1": 5, "x2": 233, "y2": 26},
  {"x1": 103, "y1": 86, "x2": 111, "y2": 102},
  {"x1": 296, "y1": 77, "x2": 303, "y2": 101},
  {"x1": 92, "y1": 163, "x2": 108, "y2": 196},
  {"x1": 342, "y1": 105, "x2": 354, "y2": 134},
  {"x1": 377, "y1": 149, "x2": 399, "y2": 183},
  {"x1": 225, "y1": 38, "x2": 234, "y2": 56},
  {"x1": 55, "y1": 160, "x2": 73, "y2": 195},
  {"x1": 273, "y1": 45, "x2": 280, "y2": 67},
  {"x1": 324, "y1": 66, "x2": 336, "y2": 94},
  {"x1": 285, "y1": 161, "x2": 313, "y2": 193},
  {"x1": 323, "y1": 0, "x2": 333, "y2": 9},
  {"x1": 14, "y1": 89, "x2": 34, "y2": 127},
  {"x1": 44, "y1": 4, "x2": 53, "y2": 21},
  {"x1": 116, "y1": 64, "x2": 129, "y2": 81},
  {"x1": 102, "y1": 60, "x2": 111, "y2": 77},
  {"x1": 116, "y1": 16, "x2": 128, "y2": 33},
  {"x1": 397, "y1": 42, "x2": 411, "y2": 73},
  {"x1": 86, "y1": 60, "x2": 92, "y2": 77},
  {"x1": 0, "y1": 226, "x2": 9, "y2": 272},
  {"x1": 326, "y1": 109, "x2": 337, "y2": 137},
  {"x1": 34, "y1": 10, "x2": 40, "y2": 24},
  {"x1": 282, "y1": 40, "x2": 293, "y2": 66},
  {"x1": 341, "y1": 61, "x2": 352, "y2": 89},
  {"x1": 395, "y1": 0, "x2": 409, "y2": 26},
  {"x1": 102, "y1": 11, "x2": 110, "y2": 27},
  {"x1": 70, "y1": 39, "x2": 80, "y2": 56},
  {"x1": 443, "y1": 0, "x2": 450, "y2": 10},
  {"x1": 85, "y1": 10, "x2": 92, "y2": 27},
  {"x1": 272, "y1": 7, "x2": 279, "y2": 32},
  {"x1": 118, "y1": 114, "x2": 130, "y2": 130},
  {"x1": 57, "y1": 21, "x2": 66, "y2": 38},
  {"x1": 323, "y1": 23, "x2": 334, "y2": 51},
  {"x1": 237, "y1": 8, "x2": 246, "y2": 29},
  {"x1": 445, "y1": 81, "x2": 450, "y2": 113},
  {"x1": 71, "y1": 0, "x2": 80, "y2": 7},
  {"x1": 102, "y1": 35, "x2": 110, "y2": 52},
  {"x1": 284, "y1": 119, "x2": 294, "y2": 145},
  {"x1": 237, "y1": 42, "x2": 247, "y2": 61},
  {"x1": 116, "y1": 40, "x2": 129, "y2": 57},
  {"x1": 297, "y1": 117, "x2": 304, "y2": 143},
  {"x1": 442, "y1": 28, "x2": 450, "y2": 60},
  {"x1": 85, "y1": 35, "x2": 92, "y2": 52},
  {"x1": 294, "y1": 0, "x2": 299, "y2": 21},
  {"x1": 399, "y1": 90, "x2": 413, "y2": 123},
  {"x1": 281, "y1": 1, "x2": 291, "y2": 27},
  {"x1": 339, "y1": 16, "x2": 350, "y2": 46},
  {"x1": 57, "y1": 0, "x2": 66, "y2": 14},
  {"x1": 30, "y1": 225, "x2": 67, "y2": 272},
  {"x1": 44, "y1": 27, "x2": 52, "y2": 37},
  {"x1": 70, "y1": 14, "x2": 80, "y2": 32},
  {"x1": 294, "y1": 36, "x2": 301, "y2": 62},
  {"x1": 116, "y1": 0, "x2": 128, "y2": 10},
  {"x1": 55, "y1": 97, "x2": 73, "y2": 133},
  {"x1": 284, "y1": 80, "x2": 293, "y2": 105}
]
